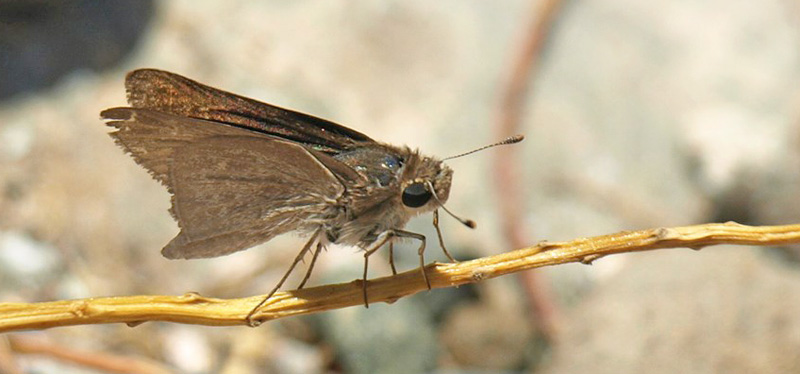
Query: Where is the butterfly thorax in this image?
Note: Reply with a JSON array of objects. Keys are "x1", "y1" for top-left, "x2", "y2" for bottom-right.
[{"x1": 323, "y1": 144, "x2": 453, "y2": 247}]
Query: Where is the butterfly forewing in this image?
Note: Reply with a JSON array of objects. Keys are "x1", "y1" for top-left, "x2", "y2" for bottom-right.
[{"x1": 125, "y1": 69, "x2": 373, "y2": 153}]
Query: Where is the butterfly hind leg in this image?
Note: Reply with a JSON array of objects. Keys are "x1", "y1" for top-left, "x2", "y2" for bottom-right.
[
  {"x1": 246, "y1": 232, "x2": 320, "y2": 326},
  {"x1": 298, "y1": 241, "x2": 324, "y2": 289}
]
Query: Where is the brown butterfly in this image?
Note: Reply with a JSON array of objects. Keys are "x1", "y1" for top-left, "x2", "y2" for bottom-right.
[{"x1": 101, "y1": 69, "x2": 522, "y2": 322}]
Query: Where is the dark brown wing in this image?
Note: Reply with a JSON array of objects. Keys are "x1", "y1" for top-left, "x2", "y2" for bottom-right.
[
  {"x1": 124, "y1": 69, "x2": 373, "y2": 154},
  {"x1": 103, "y1": 108, "x2": 349, "y2": 258}
]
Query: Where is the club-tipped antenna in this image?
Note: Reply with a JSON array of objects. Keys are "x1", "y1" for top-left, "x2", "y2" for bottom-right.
[
  {"x1": 426, "y1": 181, "x2": 476, "y2": 229},
  {"x1": 443, "y1": 134, "x2": 525, "y2": 161}
]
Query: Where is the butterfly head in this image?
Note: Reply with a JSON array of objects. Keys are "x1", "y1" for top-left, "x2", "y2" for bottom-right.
[{"x1": 400, "y1": 154, "x2": 452, "y2": 212}]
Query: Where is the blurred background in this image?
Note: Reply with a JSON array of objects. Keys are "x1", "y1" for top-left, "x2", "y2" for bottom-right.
[{"x1": 2, "y1": 0, "x2": 800, "y2": 373}]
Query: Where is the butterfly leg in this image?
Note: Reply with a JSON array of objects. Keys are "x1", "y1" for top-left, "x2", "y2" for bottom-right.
[
  {"x1": 394, "y1": 230, "x2": 430, "y2": 290},
  {"x1": 298, "y1": 241, "x2": 324, "y2": 289},
  {"x1": 362, "y1": 231, "x2": 394, "y2": 308},
  {"x1": 246, "y1": 233, "x2": 318, "y2": 326},
  {"x1": 433, "y1": 209, "x2": 457, "y2": 262},
  {"x1": 388, "y1": 242, "x2": 398, "y2": 275}
]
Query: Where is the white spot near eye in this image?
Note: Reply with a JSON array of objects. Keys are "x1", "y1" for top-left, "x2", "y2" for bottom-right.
[{"x1": 381, "y1": 155, "x2": 400, "y2": 170}]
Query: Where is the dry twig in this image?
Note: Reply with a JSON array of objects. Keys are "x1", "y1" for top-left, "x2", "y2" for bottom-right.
[
  {"x1": 494, "y1": 0, "x2": 566, "y2": 337},
  {"x1": 8, "y1": 336, "x2": 174, "y2": 374},
  {"x1": 1, "y1": 222, "x2": 798, "y2": 333}
]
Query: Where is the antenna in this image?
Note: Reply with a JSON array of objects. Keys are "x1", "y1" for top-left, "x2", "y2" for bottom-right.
[
  {"x1": 443, "y1": 134, "x2": 524, "y2": 161},
  {"x1": 426, "y1": 181, "x2": 476, "y2": 229}
]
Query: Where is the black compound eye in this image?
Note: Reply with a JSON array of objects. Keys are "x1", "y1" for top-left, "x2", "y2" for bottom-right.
[{"x1": 402, "y1": 183, "x2": 432, "y2": 208}]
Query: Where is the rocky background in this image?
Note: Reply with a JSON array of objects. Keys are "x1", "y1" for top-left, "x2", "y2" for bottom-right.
[{"x1": 1, "y1": 0, "x2": 800, "y2": 373}]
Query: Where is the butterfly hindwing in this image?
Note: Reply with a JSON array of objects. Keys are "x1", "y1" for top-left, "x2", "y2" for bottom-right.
[{"x1": 103, "y1": 107, "x2": 347, "y2": 258}]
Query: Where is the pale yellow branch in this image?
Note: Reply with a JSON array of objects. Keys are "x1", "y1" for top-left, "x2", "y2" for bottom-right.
[{"x1": 2, "y1": 222, "x2": 799, "y2": 333}]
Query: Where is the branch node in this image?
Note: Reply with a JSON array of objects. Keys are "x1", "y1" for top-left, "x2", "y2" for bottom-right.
[
  {"x1": 470, "y1": 267, "x2": 492, "y2": 281},
  {"x1": 247, "y1": 318, "x2": 262, "y2": 328},
  {"x1": 536, "y1": 240, "x2": 562, "y2": 252},
  {"x1": 580, "y1": 254, "x2": 603, "y2": 265},
  {"x1": 179, "y1": 292, "x2": 208, "y2": 304},
  {"x1": 70, "y1": 301, "x2": 89, "y2": 318},
  {"x1": 655, "y1": 227, "x2": 679, "y2": 240}
]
